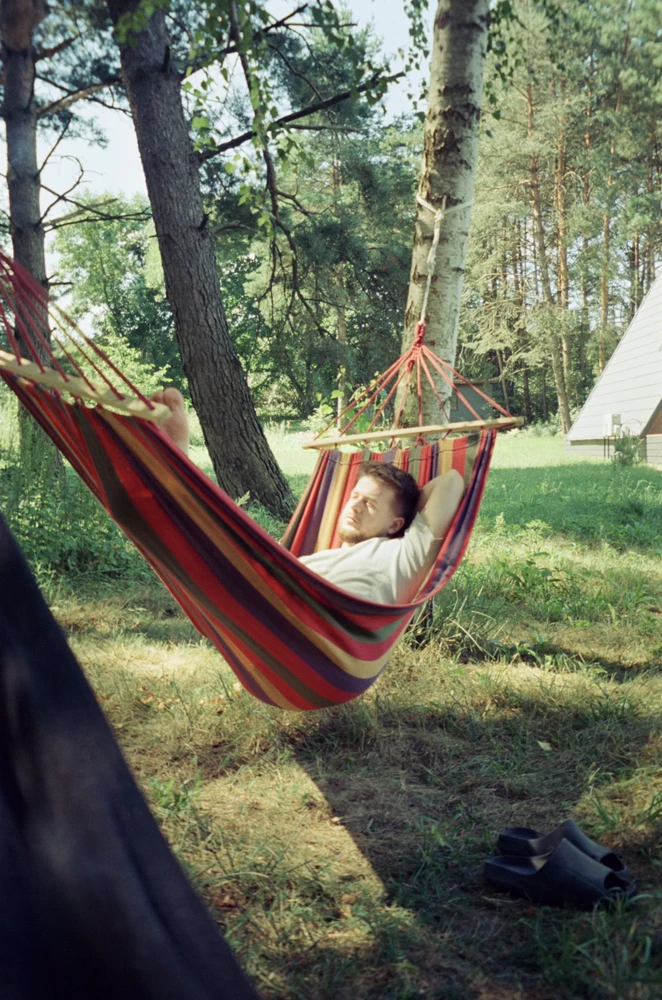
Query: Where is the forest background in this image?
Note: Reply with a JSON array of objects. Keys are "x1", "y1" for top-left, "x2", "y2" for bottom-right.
[
  {"x1": 1, "y1": 4, "x2": 662, "y2": 997},
  {"x1": 4, "y1": 0, "x2": 660, "y2": 439}
]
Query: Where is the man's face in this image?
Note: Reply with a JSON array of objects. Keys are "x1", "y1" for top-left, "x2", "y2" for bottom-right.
[{"x1": 337, "y1": 475, "x2": 404, "y2": 546}]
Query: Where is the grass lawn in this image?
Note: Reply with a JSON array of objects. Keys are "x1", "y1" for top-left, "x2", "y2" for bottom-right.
[{"x1": 7, "y1": 424, "x2": 662, "y2": 998}]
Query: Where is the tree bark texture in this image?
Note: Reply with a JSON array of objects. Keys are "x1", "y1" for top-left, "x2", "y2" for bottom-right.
[
  {"x1": 599, "y1": 206, "x2": 610, "y2": 372},
  {"x1": 527, "y1": 86, "x2": 571, "y2": 434},
  {"x1": 511, "y1": 228, "x2": 532, "y2": 423},
  {"x1": 105, "y1": 0, "x2": 293, "y2": 518},
  {"x1": 1, "y1": 0, "x2": 64, "y2": 471},
  {"x1": 1, "y1": 0, "x2": 48, "y2": 346},
  {"x1": 554, "y1": 130, "x2": 572, "y2": 392},
  {"x1": 399, "y1": 0, "x2": 490, "y2": 425}
]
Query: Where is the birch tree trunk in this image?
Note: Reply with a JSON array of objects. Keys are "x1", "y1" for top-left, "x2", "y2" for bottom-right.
[
  {"x1": 399, "y1": 0, "x2": 490, "y2": 426},
  {"x1": 105, "y1": 0, "x2": 293, "y2": 518}
]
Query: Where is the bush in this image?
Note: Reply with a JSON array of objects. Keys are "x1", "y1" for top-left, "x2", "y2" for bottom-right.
[
  {"x1": 0, "y1": 407, "x2": 148, "y2": 583},
  {"x1": 612, "y1": 432, "x2": 644, "y2": 467}
]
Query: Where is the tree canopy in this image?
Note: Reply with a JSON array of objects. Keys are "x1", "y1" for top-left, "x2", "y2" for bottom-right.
[{"x1": 5, "y1": 0, "x2": 661, "y2": 442}]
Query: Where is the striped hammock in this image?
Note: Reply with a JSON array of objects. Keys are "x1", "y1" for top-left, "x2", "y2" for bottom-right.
[{"x1": 0, "y1": 254, "x2": 501, "y2": 711}]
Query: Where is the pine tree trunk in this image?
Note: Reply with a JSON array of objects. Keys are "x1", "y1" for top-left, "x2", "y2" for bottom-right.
[
  {"x1": 530, "y1": 153, "x2": 571, "y2": 433},
  {"x1": 645, "y1": 138, "x2": 656, "y2": 294},
  {"x1": 599, "y1": 206, "x2": 610, "y2": 372},
  {"x1": 1, "y1": 0, "x2": 64, "y2": 471},
  {"x1": 336, "y1": 308, "x2": 347, "y2": 427},
  {"x1": 399, "y1": 0, "x2": 490, "y2": 425},
  {"x1": 629, "y1": 235, "x2": 640, "y2": 318},
  {"x1": 646, "y1": 240, "x2": 655, "y2": 288},
  {"x1": 554, "y1": 125, "x2": 572, "y2": 394},
  {"x1": 1, "y1": 0, "x2": 48, "y2": 346},
  {"x1": 511, "y1": 228, "x2": 531, "y2": 423},
  {"x1": 105, "y1": 0, "x2": 293, "y2": 518},
  {"x1": 527, "y1": 85, "x2": 571, "y2": 434},
  {"x1": 579, "y1": 254, "x2": 588, "y2": 382},
  {"x1": 331, "y1": 152, "x2": 348, "y2": 428},
  {"x1": 496, "y1": 349, "x2": 509, "y2": 412}
]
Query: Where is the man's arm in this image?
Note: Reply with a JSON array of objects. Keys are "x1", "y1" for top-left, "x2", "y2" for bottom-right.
[
  {"x1": 152, "y1": 388, "x2": 190, "y2": 455},
  {"x1": 416, "y1": 469, "x2": 464, "y2": 539}
]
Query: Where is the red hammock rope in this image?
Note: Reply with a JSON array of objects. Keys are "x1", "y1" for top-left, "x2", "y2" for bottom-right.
[
  {"x1": 0, "y1": 250, "x2": 512, "y2": 711},
  {"x1": 315, "y1": 320, "x2": 514, "y2": 445},
  {"x1": 0, "y1": 253, "x2": 158, "y2": 412},
  {"x1": 0, "y1": 250, "x2": 519, "y2": 446}
]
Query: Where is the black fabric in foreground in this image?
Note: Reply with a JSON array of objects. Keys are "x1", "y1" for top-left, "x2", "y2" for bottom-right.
[{"x1": 0, "y1": 513, "x2": 260, "y2": 1000}]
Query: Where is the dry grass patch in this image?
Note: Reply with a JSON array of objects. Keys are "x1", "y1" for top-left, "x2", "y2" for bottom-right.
[
  {"x1": 64, "y1": 608, "x2": 661, "y2": 998},
  {"x1": 35, "y1": 438, "x2": 662, "y2": 999}
]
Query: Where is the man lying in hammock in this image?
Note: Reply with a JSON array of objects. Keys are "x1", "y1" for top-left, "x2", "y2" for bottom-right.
[{"x1": 153, "y1": 388, "x2": 464, "y2": 605}]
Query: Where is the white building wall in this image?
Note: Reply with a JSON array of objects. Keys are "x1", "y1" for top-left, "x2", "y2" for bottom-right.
[{"x1": 568, "y1": 274, "x2": 662, "y2": 442}]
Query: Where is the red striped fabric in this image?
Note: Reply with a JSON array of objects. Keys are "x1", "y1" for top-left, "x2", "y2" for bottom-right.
[{"x1": 2, "y1": 373, "x2": 495, "y2": 711}]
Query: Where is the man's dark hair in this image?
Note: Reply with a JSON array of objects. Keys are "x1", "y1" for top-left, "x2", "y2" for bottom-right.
[{"x1": 359, "y1": 461, "x2": 419, "y2": 537}]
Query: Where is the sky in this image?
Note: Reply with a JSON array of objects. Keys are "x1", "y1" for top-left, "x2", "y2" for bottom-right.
[{"x1": 36, "y1": 0, "x2": 435, "y2": 207}]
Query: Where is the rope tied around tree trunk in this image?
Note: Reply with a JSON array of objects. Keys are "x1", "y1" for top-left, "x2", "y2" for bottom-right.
[
  {"x1": 307, "y1": 190, "x2": 519, "y2": 446},
  {"x1": 415, "y1": 193, "x2": 474, "y2": 341}
]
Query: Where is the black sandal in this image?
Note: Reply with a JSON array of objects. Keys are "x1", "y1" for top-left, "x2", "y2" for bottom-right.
[
  {"x1": 483, "y1": 838, "x2": 634, "y2": 909},
  {"x1": 497, "y1": 819, "x2": 630, "y2": 879}
]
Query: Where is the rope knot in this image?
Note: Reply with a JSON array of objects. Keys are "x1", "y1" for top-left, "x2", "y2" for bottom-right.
[{"x1": 413, "y1": 321, "x2": 426, "y2": 347}]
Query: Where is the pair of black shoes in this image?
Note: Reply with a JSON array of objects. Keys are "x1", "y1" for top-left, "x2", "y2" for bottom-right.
[{"x1": 483, "y1": 819, "x2": 635, "y2": 909}]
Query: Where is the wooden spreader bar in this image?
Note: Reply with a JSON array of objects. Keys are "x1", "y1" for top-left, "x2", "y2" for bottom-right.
[
  {"x1": 303, "y1": 416, "x2": 524, "y2": 450},
  {"x1": 0, "y1": 349, "x2": 171, "y2": 423}
]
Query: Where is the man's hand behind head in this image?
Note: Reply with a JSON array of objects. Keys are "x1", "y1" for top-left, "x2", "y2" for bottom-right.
[{"x1": 152, "y1": 388, "x2": 190, "y2": 455}]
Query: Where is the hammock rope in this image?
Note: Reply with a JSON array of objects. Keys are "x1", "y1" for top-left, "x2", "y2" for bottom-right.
[
  {"x1": 415, "y1": 192, "x2": 473, "y2": 328},
  {"x1": 0, "y1": 251, "x2": 517, "y2": 711},
  {"x1": 310, "y1": 194, "x2": 515, "y2": 451}
]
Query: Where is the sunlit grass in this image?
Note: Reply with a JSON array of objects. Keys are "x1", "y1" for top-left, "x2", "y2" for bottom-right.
[
  {"x1": 3, "y1": 389, "x2": 662, "y2": 998},
  {"x1": 55, "y1": 433, "x2": 662, "y2": 998}
]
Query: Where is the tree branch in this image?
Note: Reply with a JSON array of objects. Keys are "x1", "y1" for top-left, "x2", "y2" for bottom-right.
[
  {"x1": 40, "y1": 165, "x2": 86, "y2": 224},
  {"x1": 227, "y1": 0, "x2": 327, "y2": 336},
  {"x1": 267, "y1": 40, "x2": 323, "y2": 101},
  {"x1": 182, "y1": 4, "x2": 310, "y2": 78},
  {"x1": 37, "y1": 77, "x2": 122, "y2": 118},
  {"x1": 199, "y1": 71, "x2": 403, "y2": 162},
  {"x1": 40, "y1": 184, "x2": 150, "y2": 232},
  {"x1": 286, "y1": 123, "x2": 360, "y2": 132},
  {"x1": 35, "y1": 34, "x2": 80, "y2": 62},
  {"x1": 276, "y1": 188, "x2": 316, "y2": 216},
  {"x1": 39, "y1": 116, "x2": 73, "y2": 174}
]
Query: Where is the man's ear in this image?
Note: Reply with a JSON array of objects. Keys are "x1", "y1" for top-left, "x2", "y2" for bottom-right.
[{"x1": 387, "y1": 516, "x2": 405, "y2": 537}]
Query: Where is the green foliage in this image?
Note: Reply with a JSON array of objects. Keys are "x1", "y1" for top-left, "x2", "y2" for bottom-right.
[
  {"x1": 67, "y1": 326, "x2": 172, "y2": 397},
  {"x1": 459, "y1": 0, "x2": 662, "y2": 424},
  {"x1": 208, "y1": 117, "x2": 418, "y2": 417},
  {"x1": 36, "y1": 0, "x2": 662, "y2": 438},
  {"x1": 612, "y1": 433, "x2": 645, "y2": 467},
  {"x1": 53, "y1": 196, "x2": 186, "y2": 392},
  {"x1": 0, "y1": 391, "x2": 148, "y2": 583},
  {"x1": 181, "y1": 0, "x2": 393, "y2": 220},
  {"x1": 30, "y1": 2, "x2": 120, "y2": 146}
]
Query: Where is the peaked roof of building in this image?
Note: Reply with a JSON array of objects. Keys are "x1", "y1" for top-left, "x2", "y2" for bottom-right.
[{"x1": 568, "y1": 272, "x2": 662, "y2": 441}]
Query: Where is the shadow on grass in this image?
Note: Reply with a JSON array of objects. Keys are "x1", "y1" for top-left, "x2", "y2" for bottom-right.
[
  {"x1": 425, "y1": 637, "x2": 662, "y2": 683},
  {"x1": 480, "y1": 462, "x2": 662, "y2": 552},
  {"x1": 278, "y1": 692, "x2": 662, "y2": 998}
]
